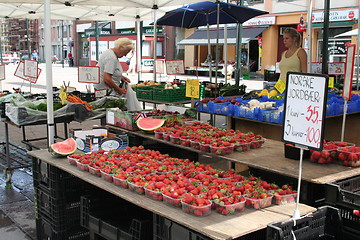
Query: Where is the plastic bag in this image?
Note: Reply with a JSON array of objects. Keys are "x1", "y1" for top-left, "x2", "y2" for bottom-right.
[{"x1": 125, "y1": 84, "x2": 142, "y2": 111}]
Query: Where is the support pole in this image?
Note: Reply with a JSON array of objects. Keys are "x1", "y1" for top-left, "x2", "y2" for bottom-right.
[
  {"x1": 321, "y1": 0, "x2": 330, "y2": 74},
  {"x1": 95, "y1": 21, "x2": 99, "y2": 62},
  {"x1": 306, "y1": 0, "x2": 313, "y2": 72},
  {"x1": 235, "y1": 0, "x2": 244, "y2": 86},
  {"x1": 153, "y1": 4, "x2": 158, "y2": 82},
  {"x1": 44, "y1": 0, "x2": 55, "y2": 145}
]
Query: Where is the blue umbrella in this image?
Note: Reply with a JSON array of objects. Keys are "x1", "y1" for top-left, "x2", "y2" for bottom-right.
[
  {"x1": 157, "y1": 1, "x2": 268, "y2": 84},
  {"x1": 157, "y1": 1, "x2": 268, "y2": 28}
]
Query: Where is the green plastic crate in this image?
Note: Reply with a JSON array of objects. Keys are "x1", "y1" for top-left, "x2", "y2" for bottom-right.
[
  {"x1": 134, "y1": 86, "x2": 154, "y2": 100},
  {"x1": 153, "y1": 86, "x2": 190, "y2": 103}
]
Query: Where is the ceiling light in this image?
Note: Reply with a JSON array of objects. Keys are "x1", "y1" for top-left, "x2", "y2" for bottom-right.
[
  {"x1": 64, "y1": 1, "x2": 72, "y2": 6},
  {"x1": 108, "y1": 13, "x2": 114, "y2": 16},
  {"x1": 28, "y1": 11, "x2": 36, "y2": 14}
]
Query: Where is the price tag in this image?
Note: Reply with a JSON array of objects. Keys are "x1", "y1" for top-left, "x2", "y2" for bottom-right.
[
  {"x1": 310, "y1": 62, "x2": 322, "y2": 74},
  {"x1": 343, "y1": 44, "x2": 356, "y2": 100},
  {"x1": 24, "y1": 59, "x2": 38, "y2": 78},
  {"x1": 78, "y1": 66, "x2": 100, "y2": 84},
  {"x1": 275, "y1": 79, "x2": 286, "y2": 93},
  {"x1": 165, "y1": 60, "x2": 185, "y2": 75},
  {"x1": 14, "y1": 61, "x2": 41, "y2": 83},
  {"x1": 282, "y1": 72, "x2": 328, "y2": 150},
  {"x1": 328, "y1": 62, "x2": 345, "y2": 75},
  {"x1": 186, "y1": 79, "x2": 200, "y2": 98},
  {"x1": 0, "y1": 65, "x2": 5, "y2": 81},
  {"x1": 328, "y1": 77, "x2": 334, "y2": 88},
  {"x1": 66, "y1": 86, "x2": 76, "y2": 92},
  {"x1": 155, "y1": 59, "x2": 165, "y2": 74},
  {"x1": 95, "y1": 89, "x2": 107, "y2": 98}
]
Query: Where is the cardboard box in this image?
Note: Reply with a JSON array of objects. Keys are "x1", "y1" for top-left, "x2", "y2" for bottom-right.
[{"x1": 72, "y1": 128, "x2": 128, "y2": 153}]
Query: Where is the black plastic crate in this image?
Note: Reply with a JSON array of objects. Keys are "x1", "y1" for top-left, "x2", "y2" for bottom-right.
[
  {"x1": 36, "y1": 216, "x2": 89, "y2": 240},
  {"x1": 153, "y1": 214, "x2": 211, "y2": 240},
  {"x1": 32, "y1": 157, "x2": 89, "y2": 198},
  {"x1": 266, "y1": 206, "x2": 342, "y2": 240},
  {"x1": 81, "y1": 195, "x2": 152, "y2": 240},
  {"x1": 325, "y1": 176, "x2": 360, "y2": 238},
  {"x1": 35, "y1": 186, "x2": 82, "y2": 232}
]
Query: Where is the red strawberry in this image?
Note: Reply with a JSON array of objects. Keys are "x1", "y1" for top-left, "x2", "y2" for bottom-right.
[{"x1": 311, "y1": 151, "x2": 321, "y2": 160}]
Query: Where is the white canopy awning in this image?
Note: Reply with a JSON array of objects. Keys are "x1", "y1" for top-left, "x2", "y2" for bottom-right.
[
  {"x1": 0, "y1": 0, "x2": 212, "y2": 21},
  {"x1": 335, "y1": 28, "x2": 358, "y2": 38}
]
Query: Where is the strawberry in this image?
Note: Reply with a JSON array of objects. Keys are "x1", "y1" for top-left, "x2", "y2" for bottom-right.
[{"x1": 353, "y1": 210, "x2": 360, "y2": 216}]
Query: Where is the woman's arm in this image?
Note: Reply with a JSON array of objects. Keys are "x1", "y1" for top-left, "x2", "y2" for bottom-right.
[
  {"x1": 103, "y1": 72, "x2": 126, "y2": 95},
  {"x1": 298, "y1": 48, "x2": 308, "y2": 73}
]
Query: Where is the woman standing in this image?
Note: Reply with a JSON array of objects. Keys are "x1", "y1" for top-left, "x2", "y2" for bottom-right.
[
  {"x1": 278, "y1": 28, "x2": 307, "y2": 84},
  {"x1": 93, "y1": 38, "x2": 134, "y2": 96}
]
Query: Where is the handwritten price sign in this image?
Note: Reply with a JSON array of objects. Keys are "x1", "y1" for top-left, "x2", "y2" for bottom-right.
[
  {"x1": 282, "y1": 72, "x2": 328, "y2": 150},
  {"x1": 24, "y1": 59, "x2": 38, "y2": 78},
  {"x1": 165, "y1": 60, "x2": 185, "y2": 75},
  {"x1": 186, "y1": 79, "x2": 200, "y2": 98},
  {"x1": 0, "y1": 65, "x2": 5, "y2": 81},
  {"x1": 78, "y1": 66, "x2": 100, "y2": 84},
  {"x1": 14, "y1": 61, "x2": 41, "y2": 83}
]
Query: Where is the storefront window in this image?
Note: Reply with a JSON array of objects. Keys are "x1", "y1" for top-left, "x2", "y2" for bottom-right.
[
  {"x1": 156, "y1": 42, "x2": 162, "y2": 57},
  {"x1": 142, "y1": 41, "x2": 151, "y2": 57}
]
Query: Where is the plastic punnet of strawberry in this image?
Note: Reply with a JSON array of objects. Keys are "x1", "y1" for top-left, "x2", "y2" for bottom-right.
[
  {"x1": 213, "y1": 195, "x2": 246, "y2": 215},
  {"x1": 181, "y1": 194, "x2": 212, "y2": 217},
  {"x1": 244, "y1": 192, "x2": 273, "y2": 209},
  {"x1": 337, "y1": 146, "x2": 360, "y2": 167}
]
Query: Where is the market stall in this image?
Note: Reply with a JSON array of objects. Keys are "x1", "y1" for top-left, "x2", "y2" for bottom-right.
[{"x1": 28, "y1": 149, "x2": 315, "y2": 240}]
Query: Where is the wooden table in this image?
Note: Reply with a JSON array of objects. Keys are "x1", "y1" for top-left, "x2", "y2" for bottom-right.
[
  {"x1": 28, "y1": 149, "x2": 315, "y2": 240},
  {"x1": 108, "y1": 126, "x2": 360, "y2": 185},
  {"x1": 231, "y1": 112, "x2": 360, "y2": 146}
]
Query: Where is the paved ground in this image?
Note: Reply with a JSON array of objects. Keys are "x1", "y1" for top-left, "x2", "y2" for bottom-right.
[{"x1": 0, "y1": 63, "x2": 259, "y2": 239}]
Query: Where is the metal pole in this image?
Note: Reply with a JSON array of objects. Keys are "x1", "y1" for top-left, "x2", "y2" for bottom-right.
[
  {"x1": 95, "y1": 21, "x2": 99, "y2": 61},
  {"x1": 356, "y1": 0, "x2": 360, "y2": 90},
  {"x1": 306, "y1": 0, "x2": 313, "y2": 72},
  {"x1": 61, "y1": 20, "x2": 64, "y2": 68},
  {"x1": 26, "y1": 19, "x2": 32, "y2": 93},
  {"x1": 321, "y1": 0, "x2": 330, "y2": 74},
  {"x1": 136, "y1": 16, "x2": 141, "y2": 83},
  {"x1": 224, "y1": 25, "x2": 228, "y2": 84},
  {"x1": 153, "y1": 4, "x2": 158, "y2": 82},
  {"x1": 235, "y1": 0, "x2": 244, "y2": 86},
  {"x1": 207, "y1": 22, "x2": 212, "y2": 83},
  {"x1": 44, "y1": 0, "x2": 55, "y2": 145},
  {"x1": 0, "y1": 34, "x2": 3, "y2": 64},
  {"x1": 215, "y1": 1, "x2": 220, "y2": 92}
]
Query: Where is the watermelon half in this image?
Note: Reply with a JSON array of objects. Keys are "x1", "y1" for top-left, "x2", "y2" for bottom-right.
[
  {"x1": 136, "y1": 117, "x2": 165, "y2": 133},
  {"x1": 50, "y1": 138, "x2": 77, "y2": 156}
]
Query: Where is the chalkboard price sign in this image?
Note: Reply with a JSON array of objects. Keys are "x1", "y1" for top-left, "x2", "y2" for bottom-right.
[{"x1": 282, "y1": 72, "x2": 328, "y2": 150}]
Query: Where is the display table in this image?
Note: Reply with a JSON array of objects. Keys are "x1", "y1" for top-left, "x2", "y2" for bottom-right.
[
  {"x1": 108, "y1": 126, "x2": 360, "y2": 184},
  {"x1": 28, "y1": 149, "x2": 315, "y2": 240},
  {"x1": 230, "y1": 112, "x2": 360, "y2": 146}
]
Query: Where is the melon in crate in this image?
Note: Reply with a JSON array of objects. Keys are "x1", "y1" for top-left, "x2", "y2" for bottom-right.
[
  {"x1": 136, "y1": 117, "x2": 165, "y2": 133},
  {"x1": 49, "y1": 138, "x2": 77, "y2": 156}
]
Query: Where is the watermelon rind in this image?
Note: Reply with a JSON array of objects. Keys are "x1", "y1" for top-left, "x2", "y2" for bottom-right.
[
  {"x1": 50, "y1": 138, "x2": 77, "y2": 156},
  {"x1": 136, "y1": 117, "x2": 165, "y2": 133}
]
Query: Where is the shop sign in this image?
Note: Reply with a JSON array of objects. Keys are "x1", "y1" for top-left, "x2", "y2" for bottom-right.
[
  {"x1": 142, "y1": 59, "x2": 154, "y2": 71},
  {"x1": 312, "y1": 9, "x2": 358, "y2": 23},
  {"x1": 80, "y1": 33, "x2": 88, "y2": 39},
  {"x1": 85, "y1": 28, "x2": 111, "y2": 36},
  {"x1": 327, "y1": 41, "x2": 347, "y2": 55},
  {"x1": 243, "y1": 16, "x2": 276, "y2": 27},
  {"x1": 118, "y1": 27, "x2": 162, "y2": 35}
]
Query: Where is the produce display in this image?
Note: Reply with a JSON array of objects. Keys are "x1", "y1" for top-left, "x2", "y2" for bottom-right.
[
  {"x1": 68, "y1": 146, "x2": 296, "y2": 217},
  {"x1": 195, "y1": 91, "x2": 360, "y2": 124},
  {"x1": 154, "y1": 121, "x2": 265, "y2": 155},
  {"x1": 309, "y1": 141, "x2": 360, "y2": 167},
  {"x1": 136, "y1": 117, "x2": 166, "y2": 133}
]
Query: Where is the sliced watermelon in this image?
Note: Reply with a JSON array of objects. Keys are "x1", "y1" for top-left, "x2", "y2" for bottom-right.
[
  {"x1": 136, "y1": 117, "x2": 165, "y2": 133},
  {"x1": 50, "y1": 138, "x2": 77, "y2": 156}
]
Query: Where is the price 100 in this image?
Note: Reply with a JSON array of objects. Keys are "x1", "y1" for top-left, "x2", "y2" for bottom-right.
[{"x1": 306, "y1": 127, "x2": 320, "y2": 146}]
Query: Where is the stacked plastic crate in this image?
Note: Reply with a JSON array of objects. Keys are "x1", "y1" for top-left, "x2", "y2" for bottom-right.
[{"x1": 33, "y1": 158, "x2": 92, "y2": 240}]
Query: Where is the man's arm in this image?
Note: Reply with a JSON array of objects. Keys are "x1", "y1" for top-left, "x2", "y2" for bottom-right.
[{"x1": 104, "y1": 72, "x2": 126, "y2": 95}]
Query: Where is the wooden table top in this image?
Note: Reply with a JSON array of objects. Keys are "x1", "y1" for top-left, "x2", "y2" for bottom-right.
[
  {"x1": 107, "y1": 126, "x2": 360, "y2": 184},
  {"x1": 28, "y1": 149, "x2": 315, "y2": 240}
]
